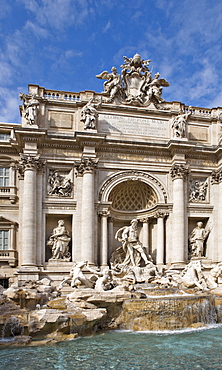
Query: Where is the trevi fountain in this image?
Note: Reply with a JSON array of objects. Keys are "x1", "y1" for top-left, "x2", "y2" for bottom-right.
[{"x1": 1, "y1": 54, "x2": 222, "y2": 369}]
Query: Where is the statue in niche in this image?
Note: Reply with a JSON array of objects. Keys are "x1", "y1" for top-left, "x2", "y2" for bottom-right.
[
  {"x1": 171, "y1": 109, "x2": 192, "y2": 138},
  {"x1": 47, "y1": 220, "x2": 71, "y2": 261},
  {"x1": 189, "y1": 179, "x2": 208, "y2": 202},
  {"x1": 189, "y1": 221, "x2": 210, "y2": 258},
  {"x1": 96, "y1": 67, "x2": 122, "y2": 102},
  {"x1": 20, "y1": 93, "x2": 39, "y2": 125},
  {"x1": 80, "y1": 97, "x2": 101, "y2": 130},
  {"x1": 112, "y1": 219, "x2": 150, "y2": 268},
  {"x1": 48, "y1": 170, "x2": 72, "y2": 197}
]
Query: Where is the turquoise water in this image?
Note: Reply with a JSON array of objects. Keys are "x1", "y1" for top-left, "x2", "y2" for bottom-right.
[{"x1": 1, "y1": 326, "x2": 222, "y2": 370}]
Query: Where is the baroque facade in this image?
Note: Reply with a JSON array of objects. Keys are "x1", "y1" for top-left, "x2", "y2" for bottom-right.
[{"x1": 1, "y1": 53, "x2": 222, "y2": 286}]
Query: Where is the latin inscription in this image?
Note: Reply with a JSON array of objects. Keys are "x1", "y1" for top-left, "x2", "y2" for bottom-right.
[{"x1": 98, "y1": 114, "x2": 169, "y2": 138}]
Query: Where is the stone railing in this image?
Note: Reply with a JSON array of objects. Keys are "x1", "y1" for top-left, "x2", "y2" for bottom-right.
[
  {"x1": 0, "y1": 249, "x2": 18, "y2": 266},
  {"x1": 43, "y1": 89, "x2": 81, "y2": 102},
  {"x1": 184, "y1": 105, "x2": 212, "y2": 117},
  {"x1": 0, "y1": 186, "x2": 17, "y2": 203}
]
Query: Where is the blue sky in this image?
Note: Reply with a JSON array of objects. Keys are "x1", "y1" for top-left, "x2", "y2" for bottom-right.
[{"x1": 1, "y1": 0, "x2": 222, "y2": 123}]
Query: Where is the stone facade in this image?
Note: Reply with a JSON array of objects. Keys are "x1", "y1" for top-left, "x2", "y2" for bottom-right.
[{"x1": 1, "y1": 54, "x2": 222, "y2": 285}]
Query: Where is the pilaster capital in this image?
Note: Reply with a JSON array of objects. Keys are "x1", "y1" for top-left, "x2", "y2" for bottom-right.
[
  {"x1": 75, "y1": 157, "x2": 98, "y2": 176},
  {"x1": 211, "y1": 168, "x2": 222, "y2": 184},
  {"x1": 170, "y1": 164, "x2": 189, "y2": 180}
]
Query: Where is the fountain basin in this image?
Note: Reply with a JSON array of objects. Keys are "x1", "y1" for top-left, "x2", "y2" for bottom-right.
[{"x1": 117, "y1": 294, "x2": 217, "y2": 331}]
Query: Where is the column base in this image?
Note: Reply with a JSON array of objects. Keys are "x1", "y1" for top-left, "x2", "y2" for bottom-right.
[{"x1": 16, "y1": 266, "x2": 40, "y2": 286}]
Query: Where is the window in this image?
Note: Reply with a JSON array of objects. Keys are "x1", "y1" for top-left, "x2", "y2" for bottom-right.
[
  {"x1": 0, "y1": 230, "x2": 9, "y2": 250},
  {"x1": 0, "y1": 168, "x2": 9, "y2": 186},
  {"x1": 0, "y1": 132, "x2": 10, "y2": 140}
]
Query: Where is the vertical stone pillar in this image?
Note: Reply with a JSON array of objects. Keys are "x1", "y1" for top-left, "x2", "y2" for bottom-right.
[
  {"x1": 108, "y1": 217, "x2": 114, "y2": 261},
  {"x1": 99, "y1": 210, "x2": 110, "y2": 266},
  {"x1": 18, "y1": 154, "x2": 43, "y2": 273},
  {"x1": 140, "y1": 217, "x2": 149, "y2": 257},
  {"x1": 155, "y1": 211, "x2": 167, "y2": 265},
  {"x1": 211, "y1": 169, "x2": 222, "y2": 261},
  {"x1": 75, "y1": 157, "x2": 98, "y2": 264},
  {"x1": 170, "y1": 164, "x2": 189, "y2": 265}
]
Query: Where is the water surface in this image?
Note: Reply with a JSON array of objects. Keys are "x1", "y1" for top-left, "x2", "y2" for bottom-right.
[{"x1": 1, "y1": 326, "x2": 222, "y2": 370}]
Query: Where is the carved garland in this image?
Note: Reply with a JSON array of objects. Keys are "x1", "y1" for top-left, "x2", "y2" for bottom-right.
[{"x1": 98, "y1": 170, "x2": 167, "y2": 203}]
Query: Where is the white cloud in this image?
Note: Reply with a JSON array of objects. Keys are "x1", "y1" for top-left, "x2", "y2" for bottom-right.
[
  {"x1": 103, "y1": 21, "x2": 111, "y2": 33},
  {"x1": 0, "y1": 87, "x2": 21, "y2": 123}
]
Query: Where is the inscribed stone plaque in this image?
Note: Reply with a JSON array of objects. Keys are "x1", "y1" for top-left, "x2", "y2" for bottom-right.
[
  {"x1": 49, "y1": 112, "x2": 73, "y2": 129},
  {"x1": 98, "y1": 114, "x2": 169, "y2": 138},
  {"x1": 188, "y1": 127, "x2": 208, "y2": 142}
]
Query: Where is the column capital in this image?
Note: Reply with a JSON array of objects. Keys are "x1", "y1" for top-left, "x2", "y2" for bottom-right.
[
  {"x1": 98, "y1": 210, "x2": 110, "y2": 217},
  {"x1": 75, "y1": 157, "x2": 98, "y2": 176},
  {"x1": 155, "y1": 211, "x2": 169, "y2": 218},
  {"x1": 211, "y1": 168, "x2": 222, "y2": 184},
  {"x1": 139, "y1": 217, "x2": 150, "y2": 223},
  {"x1": 170, "y1": 164, "x2": 189, "y2": 180},
  {"x1": 17, "y1": 154, "x2": 45, "y2": 178}
]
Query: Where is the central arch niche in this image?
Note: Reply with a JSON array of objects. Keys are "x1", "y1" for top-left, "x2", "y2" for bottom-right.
[{"x1": 108, "y1": 180, "x2": 158, "y2": 211}]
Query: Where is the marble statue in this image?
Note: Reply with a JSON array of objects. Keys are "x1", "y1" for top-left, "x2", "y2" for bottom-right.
[
  {"x1": 47, "y1": 220, "x2": 71, "y2": 261},
  {"x1": 113, "y1": 219, "x2": 150, "y2": 267},
  {"x1": 145, "y1": 72, "x2": 168, "y2": 104},
  {"x1": 180, "y1": 260, "x2": 208, "y2": 290},
  {"x1": 171, "y1": 110, "x2": 191, "y2": 138},
  {"x1": 96, "y1": 67, "x2": 122, "y2": 102},
  {"x1": 48, "y1": 170, "x2": 72, "y2": 197},
  {"x1": 59, "y1": 261, "x2": 115, "y2": 291},
  {"x1": 59, "y1": 261, "x2": 96, "y2": 289},
  {"x1": 96, "y1": 53, "x2": 169, "y2": 106},
  {"x1": 189, "y1": 221, "x2": 210, "y2": 258},
  {"x1": 20, "y1": 93, "x2": 39, "y2": 125},
  {"x1": 80, "y1": 98, "x2": 101, "y2": 130},
  {"x1": 207, "y1": 262, "x2": 222, "y2": 289},
  {"x1": 94, "y1": 268, "x2": 114, "y2": 292},
  {"x1": 189, "y1": 179, "x2": 208, "y2": 202}
]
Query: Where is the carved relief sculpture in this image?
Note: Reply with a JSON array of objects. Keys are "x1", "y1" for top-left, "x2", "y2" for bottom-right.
[
  {"x1": 189, "y1": 221, "x2": 210, "y2": 258},
  {"x1": 48, "y1": 170, "x2": 73, "y2": 197},
  {"x1": 47, "y1": 220, "x2": 71, "y2": 261},
  {"x1": 96, "y1": 53, "x2": 169, "y2": 107},
  {"x1": 171, "y1": 109, "x2": 192, "y2": 138},
  {"x1": 189, "y1": 179, "x2": 208, "y2": 202},
  {"x1": 80, "y1": 97, "x2": 101, "y2": 130},
  {"x1": 20, "y1": 93, "x2": 40, "y2": 125}
]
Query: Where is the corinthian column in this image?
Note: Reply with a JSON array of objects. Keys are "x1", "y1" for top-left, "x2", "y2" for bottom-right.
[
  {"x1": 170, "y1": 164, "x2": 189, "y2": 265},
  {"x1": 75, "y1": 157, "x2": 98, "y2": 264},
  {"x1": 211, "y1": 169, "x2": 222, "y2": 261},
  {"x1": 19, "y1": 154, "x2": 43, "y2": 268}
]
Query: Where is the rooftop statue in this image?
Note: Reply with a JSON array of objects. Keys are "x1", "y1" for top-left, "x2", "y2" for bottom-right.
[
  {"x1": 80, "y1": 97, "x2": 101, "y2": 130},
  {"x1": 96, "y1": 53, "x2": 169, "y2": 107},
  {"x1": 20, "y1": 93, "x2": 40, "y2": 125}
]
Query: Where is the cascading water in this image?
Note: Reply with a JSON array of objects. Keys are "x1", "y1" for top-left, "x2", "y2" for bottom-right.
[{"x1": 2, "y1": 315, "x2": 24, "y2": 338}]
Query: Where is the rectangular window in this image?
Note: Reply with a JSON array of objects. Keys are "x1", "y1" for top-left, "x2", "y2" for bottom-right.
[
  {"x1": 0, "y1": 132, "x2": 10, "y2": 140},
  {"x1": 0, "y1": 168, "x2": 9, "y2": 186},
  {"x1": 0, "y1": 230, "x2": 9, "y2": 250}
]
